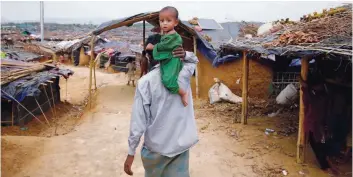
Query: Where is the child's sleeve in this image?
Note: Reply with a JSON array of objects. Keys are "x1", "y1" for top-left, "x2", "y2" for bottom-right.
[
  {"x1": 155, "y1": 35, "x2": 176, "y2": 51},
  {"x1": 153, "y1": 34, "x2": 182, "y2": 61}
]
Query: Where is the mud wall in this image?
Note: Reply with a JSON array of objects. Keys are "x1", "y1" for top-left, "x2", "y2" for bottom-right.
[
  {"x1": 79, "y1": 47, "x2": 90, "y2": 66},
  {"x1": 191, "y1": 52, "x2": 273, "y2": 100}
]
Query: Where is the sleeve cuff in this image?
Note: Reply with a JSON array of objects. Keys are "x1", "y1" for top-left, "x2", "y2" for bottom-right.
[{"x1": 128, "y1": 148, "x2": 136, "y2": 156}]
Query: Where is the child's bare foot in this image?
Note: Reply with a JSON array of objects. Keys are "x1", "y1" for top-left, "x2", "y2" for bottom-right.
[{"x1": 181, "y1": 92, "x2": 188, "y2": 107}]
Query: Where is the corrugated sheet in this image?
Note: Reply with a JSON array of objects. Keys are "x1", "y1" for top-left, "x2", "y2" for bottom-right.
[{"x1": 197, "y1": 19, "x2": 223, "y2": 30}]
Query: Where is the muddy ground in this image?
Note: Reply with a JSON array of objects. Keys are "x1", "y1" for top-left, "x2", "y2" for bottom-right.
[{"x1": 1, "y1": 66, "x2": 352, "y2": 177}]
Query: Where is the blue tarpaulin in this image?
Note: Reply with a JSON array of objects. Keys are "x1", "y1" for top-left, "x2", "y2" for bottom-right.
[
  {"x1": 196, "y1": 37, "x2": 240, "y2": 67},
  {"x1": 289, "y1": 58, "x2": 315, "y2": 67},
  {"x1": 1, "y1": 69, "x2": 74, "y2": 102}
]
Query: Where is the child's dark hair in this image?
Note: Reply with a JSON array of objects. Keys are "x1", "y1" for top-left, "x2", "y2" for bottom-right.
[
  {"x1": 160, "y1": 6, "x2": 179, "y2": 19},
  {"x1": 142, "y1": 50, "x2": 146, "y2": 56}
]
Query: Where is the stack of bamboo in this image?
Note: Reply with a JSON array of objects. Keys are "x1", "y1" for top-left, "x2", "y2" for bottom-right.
[{"x1": 1, "y1": 60, "x2": 46, "y2": 85}]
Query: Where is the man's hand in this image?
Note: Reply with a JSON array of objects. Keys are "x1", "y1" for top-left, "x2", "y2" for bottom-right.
[
  {"x1": 173, "y1": 46, "x2": 186, "y2": 60},
  {"x1": 145, "y1": 43, "x2": 154, "y2": 51},
  {"x1": 124, "y1": 155, "x2": 134, "y2": 176}
]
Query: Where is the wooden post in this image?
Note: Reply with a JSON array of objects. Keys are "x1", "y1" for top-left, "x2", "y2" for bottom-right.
[
  {"x1": 297, "y1": 57, "x2": 309, "y2": 163},
  {"x1": 89, "y1": 36, "x2": 96, "y2": 109},
  {"x1": 93, "y1": 62, "x2": 97, "y2": 90},
  {"x1": 143, "y1": 20, "x2": 146, "y2": 49},
  {"x1": 241, "y1": 51, "x2": 249, "y2": 125},
  {"x1": 193, "y1": 36, "x2": 199, "y2": 99},
  {"x1": 53, "y1": 53, "x2": 57, "y2": 63},
  {"x1": 11, "y1": 101, "x2": 14, "y2": 126}
]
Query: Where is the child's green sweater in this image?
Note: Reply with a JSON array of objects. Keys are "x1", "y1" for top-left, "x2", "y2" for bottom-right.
[{"x1": 153, "y1": 33, "x2": 183, "y2": 94}]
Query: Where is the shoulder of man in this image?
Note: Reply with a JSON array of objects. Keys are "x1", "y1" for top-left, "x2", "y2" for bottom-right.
[{"x1": 147, "y1": 34, "x2": 161, "y2": 44}]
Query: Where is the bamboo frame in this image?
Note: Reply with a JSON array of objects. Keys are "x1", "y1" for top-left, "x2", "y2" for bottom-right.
[
  {"x1": 41, "y1": 83, "x2": 55, "y2": 118},
  {"x1": 241, "y1": 51, "x2": 249, "y2": 125},
  {"x1": 89, "y1": 36, "x2": 96, "y2": 109},
  {"x1": 48, "y1": 79, "x2": 57, "y2": 117},
  {"x1": 1, "y1": 90, "x2": 45, "y2": 125},
  {"x1": 17, "y1": 96, "x2": 56, "y2": 122},
  {"x1": 297, "y1": 57, "x2": 309, "y2": 163},
  {"x1": 193, "y1": 36, "x2": 199, "y2": 99},
  {"x1": 143, "y1": 20, "x2": 146, "y2": 49},
  {"x1": 35, "y1": 98, "x2": 51, "y2": 127},
  {"x1": 11, "y1": 101, "x2": 14, "y2": 126},
  {"x1": 94, "y1": 13, "x2": 159, "y2": 35},
  {"x1": 93, "y1": 61, "x2": 97, "y2": 90}
]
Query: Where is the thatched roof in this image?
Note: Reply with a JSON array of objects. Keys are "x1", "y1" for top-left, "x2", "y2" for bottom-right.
[{"x1": 221, "y1": 4, "x2": 352, "y2": 59}]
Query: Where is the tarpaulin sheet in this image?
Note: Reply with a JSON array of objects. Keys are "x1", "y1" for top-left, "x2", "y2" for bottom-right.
[
  {"x1": 289, "y1": 58, "x2": 315, "y2": 67},
  {"x1": 1, "y1": 68, "x2": 74, "y2": 102},
  {"x1": 2, "y1": 49, "x2": 42, "y2": 61},
  {"x1": 196, "y1": 38, "x2": 240, "y2": 67}
]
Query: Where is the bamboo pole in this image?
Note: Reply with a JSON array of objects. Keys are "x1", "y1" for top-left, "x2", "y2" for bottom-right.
[
  {"x1": 47, "y1": 80, "x2": 57, "y2": 117},
  {"x1": 297, "y1": 57, "x2": 309, "y2": 163},
  {"x1": 65, "y1": 79, "x2": 68, "y2": 100},
  {"x1": 193, "y1": 36, "x2": 199, "y2": 99},
  {"x1": 11, "y1": 101, "x2": 14, "y2": 126},
  {"x1": 93, "y1": 64, "x2": 97, "y2": 90},
  {"x1": 41, "y1": 84, "x2": 55, "y2": 117},
  {"x1": 35, "y1": 98, "x2": 51, "y2": 127},
  {"x1": 143, "y1": 20, "x2": 146, "y2": 49},
  {"x1": 89, "y1": 36, "x2": 96, "y2": 109},
  {"x1": 96, "y1": 12, "x2": 159, "y2": 35},
  {"x1": 241, "y1": 51, "x2": 249, "y2": 125},
  {"x1": 48, "y1": 80, "x2": 60, "y2": 134}
]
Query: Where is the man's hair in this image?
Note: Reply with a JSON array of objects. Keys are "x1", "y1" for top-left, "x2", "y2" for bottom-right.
[{"x1": 160, "y1": 6, "x2": 179, "y2": 19}]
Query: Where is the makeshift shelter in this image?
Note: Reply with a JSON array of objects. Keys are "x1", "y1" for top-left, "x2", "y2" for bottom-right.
[
  {"x1": 87, "y1": 12, "x2": 201, "y2": 108},
  {"x1": 1, "y1": 48, "x2": 46, "y2": 62},
  {"x1": 180, "y1": 19, "x2": 272, "y2": 99},
  {"x1": 219, "y1": 4, "x2": 352, "y2": 163},
  {"x1": 1, "y1": 59, "x2": 74, "y2": 127},
  {"x1": 89, "y1": 13, "x2": 271, "y2": 105}
]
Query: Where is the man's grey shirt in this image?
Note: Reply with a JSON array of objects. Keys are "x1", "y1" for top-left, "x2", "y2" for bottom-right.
[{"x1": 128, "y1": 52, "x2": 199, "y2": 157}]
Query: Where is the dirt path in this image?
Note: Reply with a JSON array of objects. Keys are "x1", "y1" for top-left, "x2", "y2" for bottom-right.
[{"x1": 1, "y1": 66, "x2": 350, "y2": 177}]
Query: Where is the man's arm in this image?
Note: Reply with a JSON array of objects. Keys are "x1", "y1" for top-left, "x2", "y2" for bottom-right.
[
  {"x1": 178, "y1": 52, "x2": 199, "y2": 90},
  {"x1": 128, "y1": 85, "x2": 150, "y2": 155},
  {"x1": 125, "y1": 83, "x2": 151, "y2": 175}
]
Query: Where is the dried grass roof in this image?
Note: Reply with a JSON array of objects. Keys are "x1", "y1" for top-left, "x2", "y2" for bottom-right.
[{"x1": 222, "y1": 4, "x2": 352, "y2": 59}]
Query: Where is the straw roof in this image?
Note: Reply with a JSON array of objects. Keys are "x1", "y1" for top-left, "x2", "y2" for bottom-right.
[{"x1": 222, "y1": 4, "x2": 352, "y2": 59}]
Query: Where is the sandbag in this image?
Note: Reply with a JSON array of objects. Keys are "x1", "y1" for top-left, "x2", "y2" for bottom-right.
[
  {"x1": 219, "y1": 83, "x2": 242, "y2": 104},
  {"x1": 208, "y1": 83, "x2": 221, "y2": 104},
  {"x1": 276, "y1": 84, "x2": 298, "y2": 105}
]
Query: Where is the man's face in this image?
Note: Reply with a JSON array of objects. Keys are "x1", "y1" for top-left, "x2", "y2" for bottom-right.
[
  {"x1": 151, "y1": 27, "x2": 161, "y2": 33},
  {"x1": 159, "y1": 10, "x2": 178, "y2": 33}
]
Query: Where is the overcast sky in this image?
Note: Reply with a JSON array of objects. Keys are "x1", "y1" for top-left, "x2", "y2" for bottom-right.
[{"x1": 1, "y1": 1, "x2": 346, "y2": 24}]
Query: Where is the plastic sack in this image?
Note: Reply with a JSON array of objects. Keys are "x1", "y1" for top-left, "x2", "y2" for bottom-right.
[
  {"x1": 219, "y1": 83, "x2": 242, "y2": 104},
  {"x1": 276, "y1": 84, "x2": 298, "y2": 105},
  {"x1": 257, "y1": 23, "x2": 273, "y2": 36},
  {"x1": 208, "y1": 83, "x2": 221, "y2": 104},
  {"x1": 257, "y1": 23, "x2": 283, "y2": 36}
]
